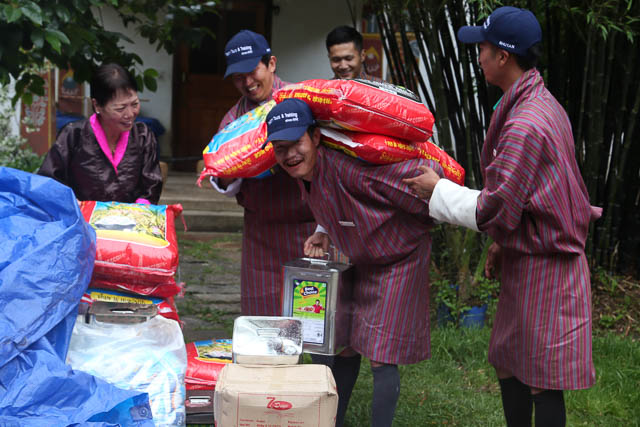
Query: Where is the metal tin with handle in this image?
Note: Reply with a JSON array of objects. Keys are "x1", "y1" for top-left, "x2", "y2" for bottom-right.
[{"x1": 282, "y1": 257, "x2": 354, "y2": 355}]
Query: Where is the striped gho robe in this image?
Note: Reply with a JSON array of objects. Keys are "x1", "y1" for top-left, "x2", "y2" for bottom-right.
[
  {"x1": 302, "y1": 146, "x2": 442, "y2": 364},
  {"x1": 219, "y1": 75, "x2": 316, "y2": 316},
  {"x1": 476, "y1": 68, "x2": 601, "y2": 390}
]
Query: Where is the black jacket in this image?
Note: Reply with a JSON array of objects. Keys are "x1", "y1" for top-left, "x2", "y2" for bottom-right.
[{"x1": 38, "y1": 119, "x2": 162, "y2": 204}]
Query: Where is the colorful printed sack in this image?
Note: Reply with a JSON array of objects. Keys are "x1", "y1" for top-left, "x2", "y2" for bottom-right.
[
  {"x1": 80, "y1": 201, "x2": 182, "y2": 286},
  {"x1": 198, "y1": 100, "x2": 276, "y2": 184},
  {"x1": 274, "y1": 79, "x2": 435, "y2": 142},
  {"x1": 89, "y1": 275, "x2": 184, "y2": 298},
  {"x1": 185, "y1": 339, "x2": 232, "y2": 390},
  {"x1": 320, "y1": 128, "x2": 466, "y2": 185}
]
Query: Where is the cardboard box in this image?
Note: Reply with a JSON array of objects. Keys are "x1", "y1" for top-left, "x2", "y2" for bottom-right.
[{"x1": 214, "y1": 364, "x2": 338, "y2": 427}]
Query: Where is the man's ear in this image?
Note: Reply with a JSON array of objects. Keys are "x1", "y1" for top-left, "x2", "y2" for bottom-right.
[
  {"x1": 268, "y1": 55, "x2": 277, "y2": 73},
  {"x1": 360, "y1": 49, "x2": 366, "y2": 64},
  {"x1": 312, "y1": 127, "x2": 322, "y2": 146},
  {"x1": 498, "y1": 49, "x2": 510, "y2": 66}
]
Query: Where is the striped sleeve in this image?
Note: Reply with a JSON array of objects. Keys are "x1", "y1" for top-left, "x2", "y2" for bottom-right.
[{"x1": 476, "y1": 119, "x2": 543, "y2": 236}]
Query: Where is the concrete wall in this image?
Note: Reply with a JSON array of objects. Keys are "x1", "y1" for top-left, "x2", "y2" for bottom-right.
[
  {"x1": 99, "y1": 8, "x2": 174, "y2": 157},
  {"x1": 271, "y1": 0, "x2": 359, "y2": 83}
]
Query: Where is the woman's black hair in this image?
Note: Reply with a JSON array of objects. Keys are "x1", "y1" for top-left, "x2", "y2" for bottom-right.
[{"x1": 90, "y1": 63, "x2": 138, "y2": 106}]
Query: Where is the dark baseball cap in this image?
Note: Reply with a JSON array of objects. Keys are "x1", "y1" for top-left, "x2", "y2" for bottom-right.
[
  {"x1": 457, "y1": 6, "x2": 542, "y2": 57},
  {"x1": 224, "y1": 30, "x2": 271, "y2": 78},
  {"x1": 263, "y1": 99, "x2": 316, "y2": 148}
]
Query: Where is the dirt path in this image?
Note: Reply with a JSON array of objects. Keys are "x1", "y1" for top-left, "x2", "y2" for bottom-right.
[{"x1": 176, "y1": 231, "x2": 242, "y2": 343}]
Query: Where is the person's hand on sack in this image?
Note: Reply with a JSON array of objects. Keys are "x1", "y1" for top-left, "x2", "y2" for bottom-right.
[
  {"x1": 403, "y1": 165, "x2": 440, "y2": 200},
  {"x1": 304, "y1": 232, "x2": 330, "y2": 258}
]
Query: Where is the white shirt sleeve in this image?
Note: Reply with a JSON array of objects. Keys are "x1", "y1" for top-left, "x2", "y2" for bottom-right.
[
  {"x1": 428, "y1": 178, "x2": 481, "y2": 231},
  {"x1": 209, "y1": 177, "x2": 242, "y2": 197},
  {"x1": 314, "y1": 224, "x2": 327, "y2": 234}
]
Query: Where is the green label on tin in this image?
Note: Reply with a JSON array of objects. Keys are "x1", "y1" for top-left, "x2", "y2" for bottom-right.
[{"x1": 291, "y1": 279, "x2": 327, "y2": 344}]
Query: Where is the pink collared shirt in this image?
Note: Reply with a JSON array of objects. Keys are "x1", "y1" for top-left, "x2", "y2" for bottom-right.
[{"x1": 90, "y1": 114, "x2": 149, "y2": 204}]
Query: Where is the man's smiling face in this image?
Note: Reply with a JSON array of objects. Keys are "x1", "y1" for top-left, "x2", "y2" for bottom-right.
[
  {"x1": 231, "y1": 56, "x2": 276, "y2": 103},
  {"x1": 272, "y1": 128, "x2": 320, "y2": 181},
  {"x1": 328, "y1": 42, "x2": 365, "y2": 79}
]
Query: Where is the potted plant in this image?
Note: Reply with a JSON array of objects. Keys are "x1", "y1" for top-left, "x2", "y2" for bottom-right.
[{"x1": 431, "y1": 226, "x2": 499, "y2": 328}]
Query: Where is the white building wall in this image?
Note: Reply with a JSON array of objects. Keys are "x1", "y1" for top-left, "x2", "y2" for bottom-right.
[
  {"x1": 99, "y1": 8, "x2": 174, "y2": 157},
  {"x1": 96, "y1": 1, "x2": 363, "y2": 155},
  {"x1": 271, "y1": 0, "x2": 359, "y2": 83}
]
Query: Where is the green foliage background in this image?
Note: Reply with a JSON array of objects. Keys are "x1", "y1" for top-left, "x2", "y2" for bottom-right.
[
  {"x1": 369, "y1": 0, "x2": 640, "y2": 275},
  {"x1": 0, "y1": 0, "x2": 216, "y2": 105}
]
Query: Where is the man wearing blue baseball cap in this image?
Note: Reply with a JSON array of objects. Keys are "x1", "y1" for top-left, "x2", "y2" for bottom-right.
[
  {"x1": 210, "y1": 30, "x2": 317, "y2": 318},
  {"x1": 266, "y1": 98, "x2": 444, "y2": 427},
  {"x1": 403, "y1": 6, "x2": 601, "y2": 427}
]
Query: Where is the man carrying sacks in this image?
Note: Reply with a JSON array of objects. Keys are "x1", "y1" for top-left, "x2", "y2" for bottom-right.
[
  {"x1": 264, "y1": 98, "x2": 444, "y2": 427},
  {"x1": 209, "y1": 30, "x2": 317, "y2": 316}
]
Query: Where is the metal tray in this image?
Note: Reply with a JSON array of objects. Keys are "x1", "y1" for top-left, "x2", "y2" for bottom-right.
[
  {"x1": 232, "y1": 316, "x2": 303, "y2": 365},
  {"x1": 87, "y1": 301, "x2": 157, "y2": 324}
]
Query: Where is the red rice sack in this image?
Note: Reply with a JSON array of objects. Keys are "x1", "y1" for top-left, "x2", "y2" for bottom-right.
[
  {"x1": 80, "y1": 288, "x2": 180, "y2": 323},
  {"x1": 274, "y1": 79, "x2": 435, "y2": 142},
  {"x1": 185, "y1": 339, "x2": 232, "y2": 389},
  {"x1": 89, "y1": 275, "x2": 184, "y2": 298},
  {"x1": 320, "y1": 128, "x2": 465, "y2": 185},
  {"x1": 198, "y1": 100, "x2": 276, "y2": 185},
  {"x1": 80, "y1": 201, "x2": 182, "y2": 285}
]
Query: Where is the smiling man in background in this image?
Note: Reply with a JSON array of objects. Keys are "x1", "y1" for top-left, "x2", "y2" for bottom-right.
[{"x1": 326, "y1": 25, "x2": 382, "y2": 81}]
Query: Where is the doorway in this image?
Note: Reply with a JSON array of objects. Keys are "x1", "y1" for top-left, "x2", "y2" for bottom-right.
[{"x1": 171, "y1": 0, "x2": 271, "y2": 171}]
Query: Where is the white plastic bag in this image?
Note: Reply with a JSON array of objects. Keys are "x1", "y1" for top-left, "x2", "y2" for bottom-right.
[{"x1": 67, "y1": 314, "x2": 187, "y2": 426}]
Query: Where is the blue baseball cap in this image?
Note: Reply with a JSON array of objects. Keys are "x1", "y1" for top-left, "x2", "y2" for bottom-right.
[
  {"x1": 264, "y1": 99, "x2": 316, "y2": 148},
  {"x1": 224, "y1": 30, "x2": 272, "y2": 78},
  {"x1": 457, "y1": 6, "x2": 542, "y2": 57}
]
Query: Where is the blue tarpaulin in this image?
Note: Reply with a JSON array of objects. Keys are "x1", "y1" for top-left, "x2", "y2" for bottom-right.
[{"x1": 0, "y1": 167, "x2": 154, "y2": 426}]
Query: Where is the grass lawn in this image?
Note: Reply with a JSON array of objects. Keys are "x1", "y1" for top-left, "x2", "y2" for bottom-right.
[
  {"x1": 189, "y1": 327, "x2": 639, "y2": 426},
  {"x1": 342, "y1": 327, "x2": 640, "y2": 426}
]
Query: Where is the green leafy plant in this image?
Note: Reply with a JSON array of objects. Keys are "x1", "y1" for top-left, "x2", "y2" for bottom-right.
[
  {"x1": 0, "y1": 86, "x2": 43, "y2": 172},
  {"x1": 0, "y1": 0, "x2": 217, "y2": 104},
  {"x1": 431, "y1": 225, "x2": 500, "y2": 326}
]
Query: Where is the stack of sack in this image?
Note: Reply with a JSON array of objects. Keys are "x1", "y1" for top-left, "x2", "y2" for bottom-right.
[
  {"x1": 183, "y1": 338, "x2": 232, "y2": 424},
  {"x1": 66, "y1": 200, "x2": 188, "y2": 426},
  {"x1": 80, "y1": 200, "x2": 184, "y2": 304},
  {"x1": 212, "y1": 317, "x2": 338, "y2": 426},
  {"x1": 198, "y1": 79, "x2": 465, "y2": 186}
]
